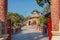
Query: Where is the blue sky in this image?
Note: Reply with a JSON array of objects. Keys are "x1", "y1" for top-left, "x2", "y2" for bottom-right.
[{"x1": 8, "y1": 0, "x2": 46, "y2": 17}]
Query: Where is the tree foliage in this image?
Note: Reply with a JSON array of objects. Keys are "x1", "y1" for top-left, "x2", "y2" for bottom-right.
[
  {"x1": 7, "y1": 12, "x2": 25, "y2": 28},
  {"x1": 42, "y1": 4, "x2": 50, "y2": 15},
  {"x1": 35, "y1": 0, "x2": 50, "y2": 7},
  {"x1": 38, "y1": 15, "x2": 48, "y2": 25},
  {"x1": 35, "y1": 0, "x2": 50, "y2": 15}
]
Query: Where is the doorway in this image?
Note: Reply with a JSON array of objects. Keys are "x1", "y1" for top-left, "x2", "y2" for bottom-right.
[{"x1": 29, "y1": 21, "x2": 31, "y2": 25}]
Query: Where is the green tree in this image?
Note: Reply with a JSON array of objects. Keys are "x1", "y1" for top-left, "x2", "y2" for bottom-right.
[
  {"x1": 7, "y1": 12, "x2": 25, "y2": 28},
  {"x1": 39, "y1": 15, "x2": 45, "y2": 24},
  {"x1": 38, "y1": 15, "x2": 48, "y2": 26},
  {"x1": 35, "y1": 0, "x2": 50, "y2": 15},
  {"x1": 35, "y1": 0, "x2": 50, "y2": 7},
  {"x1": 42, "y1": 4, "x2": 50, "y2": 15}
]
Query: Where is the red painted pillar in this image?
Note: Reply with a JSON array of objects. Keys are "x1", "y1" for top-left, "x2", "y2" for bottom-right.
[
  {"x1": 8, "y1": 19, "x2": 12, "y2": 40},
  {"x1": 7, "y1": 19, "x2": 12, "y2": 40},
  {"x1": 48, "y1": 17, "x2": 52, "y2": 40}
]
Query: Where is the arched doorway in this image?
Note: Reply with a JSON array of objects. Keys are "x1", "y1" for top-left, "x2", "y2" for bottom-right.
[{"x1": 29, "y1": 21, "x2": 31, "y2": 25}]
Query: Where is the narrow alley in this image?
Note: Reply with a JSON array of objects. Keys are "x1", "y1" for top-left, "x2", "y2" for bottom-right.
[{"x1": 12, "y1": 26, "x2": 48, "y2": 40}]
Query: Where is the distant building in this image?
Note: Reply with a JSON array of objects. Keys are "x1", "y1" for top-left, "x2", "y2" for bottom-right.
[{"x1": 25, "y1": 10, "x2": 40, "y2": 26}]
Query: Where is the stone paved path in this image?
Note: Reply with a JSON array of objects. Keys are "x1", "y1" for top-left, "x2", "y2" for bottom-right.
[{"x1": 12, "y1": 26, "x2": 48, "y2": 40}]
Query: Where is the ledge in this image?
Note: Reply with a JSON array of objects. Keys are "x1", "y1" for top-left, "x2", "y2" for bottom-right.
[
  {"x1": 52, "y1": 31, "x2": 60, "y2": 36},
  {"x1": 0, "y1": 34, "x2": 9, "y2": 40}
]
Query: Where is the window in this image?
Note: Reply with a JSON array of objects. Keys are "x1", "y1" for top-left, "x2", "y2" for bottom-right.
[{"x1": 0, "y1": 20, "x2": 2, "y2": 37}]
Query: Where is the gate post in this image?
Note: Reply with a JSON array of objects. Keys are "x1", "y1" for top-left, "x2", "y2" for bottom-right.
[
  {"x1": 0, "y1": 0, "x2": 9, "y2": 40},
  {"x1": 7, "y1": 19, "x2": 12, "y2": 40},
  {"x1": 0, "y1": 0, "x2": 7, "y2": 34},
  {"x1": 51, "y1": 0, "x2": 60, "y2": 40},
  {"x1": 48, "y1": 16, "x2": 52, "y2": 40}
]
